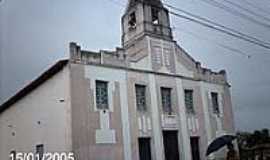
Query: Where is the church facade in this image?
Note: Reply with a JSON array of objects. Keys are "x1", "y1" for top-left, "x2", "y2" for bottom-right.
[{"x1": 0, "y1": 0, "x2": 235, "y2": 160}]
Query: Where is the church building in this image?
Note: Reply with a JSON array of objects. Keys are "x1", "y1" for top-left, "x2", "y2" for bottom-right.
[{"x1": 0, "y1": 0, "x2": 235, "y2": 160}]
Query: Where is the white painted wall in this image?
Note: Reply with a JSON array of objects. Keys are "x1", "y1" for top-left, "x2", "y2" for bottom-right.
[
  {"x1": 200, "y1": 81, "x2": 227, "y2": 159},
  {"x1": 148, "y1": 74, "x2": 165, "y2": 160},
  {"x1": 0, "y1": 65, "x2": 72, "y2": 159},
  {"x1": 176, "y1": 78, "x2": 192, "y2": 160},
  {"x1": 130, "y1": 55, "x2": 151, "y2": 71}
]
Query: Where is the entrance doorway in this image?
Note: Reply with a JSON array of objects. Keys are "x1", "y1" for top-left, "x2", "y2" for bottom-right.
[
  {"x1": 190, "y1": 137, "x2": 200, "y2": 160},
  {"x1": 138, "y1": 138, "x2": 152, "y2": 160},
  {"x1": 163, "y1": 131, "x2": 180, "y2": 160}
]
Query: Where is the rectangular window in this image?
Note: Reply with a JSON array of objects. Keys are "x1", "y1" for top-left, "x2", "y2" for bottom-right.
[
  {"x1": 211, "y1": 92, "x2": 220, "y2": 114},
  {"x1": 138, "y1": 138, "x2": 152, "y2": 160},
  {"x1": 184, "y1": 89, "x2": 195, "y2": 114},
  {"x1": 10, "y1": 150, "x2": 16, "y2": 160},
  {"x1": 190, "y1": 137, "x2": 201, "y2": 160},
  {"x1": 36, "y1": 144, "x2": 44, "y2": 160},
  {"x1": 129, "y1": 12, "x2": 137, "y2": 29},
  {"x1": 96, "y1": 80, "x2": 109, "y2": 110},
  {"x1": 135, "y1": 84, "x2": 147, "y2": 111},
  {"x1": 161, "y1": 87, "x2": 172, "y2": 114},
  {"x1": 151, "y1": 8, "x2": 159, "y2": 25}
]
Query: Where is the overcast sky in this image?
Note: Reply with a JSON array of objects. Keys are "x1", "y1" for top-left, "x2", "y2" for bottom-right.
[{"x1": 0, "y1": 0, "x2": 270, "y2": 132}]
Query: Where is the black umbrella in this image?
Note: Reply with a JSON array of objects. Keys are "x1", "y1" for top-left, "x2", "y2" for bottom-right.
[{"x1": 206, "y1": 135, "x2": 236, "y2": 156}]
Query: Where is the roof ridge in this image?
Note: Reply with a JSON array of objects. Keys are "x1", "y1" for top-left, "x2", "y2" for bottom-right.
[{"x1": 0, "y1": 59, "x2": 69, "y2": 113}]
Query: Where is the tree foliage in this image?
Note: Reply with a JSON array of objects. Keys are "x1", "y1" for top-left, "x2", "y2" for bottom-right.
[{"x1": 237, "y1": 128, "x2": 270, "y2": 149}]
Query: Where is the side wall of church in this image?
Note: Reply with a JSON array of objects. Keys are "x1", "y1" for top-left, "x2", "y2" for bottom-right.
[{"x1": 0, "y1": 66, "x2": 72, "y2": 160}]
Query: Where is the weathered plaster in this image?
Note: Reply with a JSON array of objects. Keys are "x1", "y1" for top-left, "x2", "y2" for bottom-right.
[{"x1": 0, "y1": 66, "x2": 72, "y2": 160}]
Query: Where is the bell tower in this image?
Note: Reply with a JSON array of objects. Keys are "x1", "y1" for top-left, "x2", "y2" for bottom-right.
[{"x1": 121, "y1": 0, "x2": 173, "y2": 48}]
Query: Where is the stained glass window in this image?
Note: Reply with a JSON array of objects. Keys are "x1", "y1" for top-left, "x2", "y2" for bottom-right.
[
  {"x1": 161, "y1": 87, "x2": 172, "y2": 113},
  {"x1": 96, "y1": 80, "x2": 108, "y2": 110},
  {"x1": 185, "y1": 89, "x2": 195, "y2": 114},
  {"x1": 135, "y1": 84, "x2": 147, "y2": 111}
]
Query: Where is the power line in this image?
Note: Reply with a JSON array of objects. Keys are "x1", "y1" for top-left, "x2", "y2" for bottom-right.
[
  {"x1": 221, "y1": 0, "x2": 270, "y2": 24},
  {"x1": 173, "y1": 26, "x2": 251, "y2": 58},
  {"x1": 168, "y1": 11, "x2": 270, "y2": 50},
  {"x1": 241, "y1": 0, "x2": 270, "y2": 17},
  {"x1": 110, "y1": 0, "x2": 270, "y2": 50},
  {"x1": 164, "y1": 3, "x2": 270, "y2": 47},
  {"x1": 200, "y1": 0, "x2": 270, "y2": 29}
]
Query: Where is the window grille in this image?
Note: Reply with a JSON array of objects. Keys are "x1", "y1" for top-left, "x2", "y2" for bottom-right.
[{"x1": 96, "y1": 80, "x2": 109, "y2": 110}]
